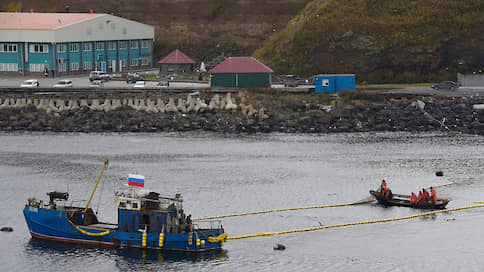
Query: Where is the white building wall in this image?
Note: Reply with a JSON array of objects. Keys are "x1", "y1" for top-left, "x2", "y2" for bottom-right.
[
  {"x1": 0, "y1": 14, "x2": 154, "y2": 43},
  {"x1": 0, "y1": 29, "x2": 55, "y2": 42},
  {"x1": 54, "y1": 15, "x2": 154, "y2": 42}
]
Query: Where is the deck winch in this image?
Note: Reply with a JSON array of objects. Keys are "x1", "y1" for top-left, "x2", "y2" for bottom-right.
[{"x1": 47, "y1": 191, "x2": 69, "y2": 205}]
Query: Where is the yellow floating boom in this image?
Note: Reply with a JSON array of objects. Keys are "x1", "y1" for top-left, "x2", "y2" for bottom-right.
[
  {"x1": 76, "y1": 226, "x2": 110, "y2": 237},
  {"x1": 193, "y1": 199, "x2": 374, "y2": 221},
  {"x1": 227, "y1": 203, "x2": 484, "y2": 240}
]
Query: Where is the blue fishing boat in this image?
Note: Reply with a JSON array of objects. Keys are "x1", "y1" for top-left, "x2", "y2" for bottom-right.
[{"x1": 23, "y1": 158, "x2": 227, "y2": 252}]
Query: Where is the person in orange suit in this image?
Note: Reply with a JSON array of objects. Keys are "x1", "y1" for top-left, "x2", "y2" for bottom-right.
[
  {"x1": 417, "y1": 191, "x2": 423, "y2": 204},
  {"x1": 430, "y1": 187, "x2": 437, "y2": 204},
  {"x1": 410, "y1": 192, "x2": 418, "y2": 206},
  {"x1": 380, "y1": 180, "x2": 389, "y2": 198},
  {"x1": 422, "y1": 188, "x2": 430, "y2": 204}
]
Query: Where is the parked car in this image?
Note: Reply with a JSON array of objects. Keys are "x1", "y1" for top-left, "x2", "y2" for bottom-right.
[
  {"x1": 133, "y1": 81, "x2": 146, "y2": 88},
  {"x1": 126, "y1": 73, "x2": 143, "y2": 83},
  {"x1": 53, "y1": 80, "x2": 73, "y2": 88},
  {"x1": 282, "y1": 75, "x2": 301, "y2": 87},
  {"x1": 156, "y1": 81, "x2": 169, "y2": 88},
  {"x1": 431, "y1": 81, "x2": 458, "y2": 90},
  {"x1": 283, "y1": 74, "x2": 301, "y2": 87},
  {"x1": 20, "y1": 79, "x2": 39, "y2": 87},
  {"x1": 284, "y1": 74, "x2": 301, "y2": 81},
  {"x1": 89, "y1": 80, "x2": 104, "y2": 88},
  {"x1": 89, "y1": 71, "x2": 110, "y2": 82}
]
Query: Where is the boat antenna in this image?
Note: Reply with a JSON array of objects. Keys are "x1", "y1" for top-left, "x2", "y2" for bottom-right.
[{"x1": 83, "y1": 157, "x2": 109, "y2": 215}]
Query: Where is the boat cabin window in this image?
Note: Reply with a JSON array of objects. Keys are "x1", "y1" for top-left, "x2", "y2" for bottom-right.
[
  {"x1": 132, "y1": 202, "x2": 138, "y2": 209},
  {"x1": 119, "y1": 201, "x2": 126, "y2": 208}
]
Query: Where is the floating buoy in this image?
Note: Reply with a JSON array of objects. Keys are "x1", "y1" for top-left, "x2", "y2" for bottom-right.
[
  {"x1": 436, "y1": 171, "x2": 444, "y2": 177},
  {"x1": 273, "y1": 244, "x2": 286, "y2": 250},
  {"x1": 1, "y1": 227, "x2": 13, "y2": 232}
]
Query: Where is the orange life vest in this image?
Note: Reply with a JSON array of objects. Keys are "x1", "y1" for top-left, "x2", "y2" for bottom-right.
[
  {"x1": 431, "y1": 188, "x2": 437, "y2": 204},
  {"x1": 410, "y1": 194, "x2": 418, "y2": 204}
]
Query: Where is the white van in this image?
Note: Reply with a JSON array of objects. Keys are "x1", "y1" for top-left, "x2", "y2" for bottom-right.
[{"x1": 89, "y1": 71, "x2": 110, "y2": 82}]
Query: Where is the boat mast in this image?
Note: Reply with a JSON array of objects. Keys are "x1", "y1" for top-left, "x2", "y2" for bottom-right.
[{"x1": 83, "y1": 157, "x2": 109, "y2": 215}]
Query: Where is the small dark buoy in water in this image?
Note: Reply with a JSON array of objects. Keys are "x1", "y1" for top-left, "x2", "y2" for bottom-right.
[
  {"x1": 273, "y1": 244, "x2": 286, "y2": 250},
  {"x1": 1, "y1": 227, "x2": 13, "y2": 232},
  {"x1": 436, "y1": 171, "x2": 444, "y2": 177}
]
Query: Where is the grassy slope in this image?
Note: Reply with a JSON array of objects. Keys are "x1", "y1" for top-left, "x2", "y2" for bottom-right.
[{"x1": 254, "y1": 0, "x2": 484, "y2": 83}]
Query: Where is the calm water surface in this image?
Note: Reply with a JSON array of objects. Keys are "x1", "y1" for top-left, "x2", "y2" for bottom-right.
[{"x1": 1, "y1": 132, "x2": 484, "y2": 271}]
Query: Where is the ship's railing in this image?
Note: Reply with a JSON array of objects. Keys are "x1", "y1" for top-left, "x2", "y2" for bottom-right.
[
  {"x1": 193, "y1": 220, "x2": 223, "y2": 230},
  {"x1": 28, "y1": 198, "x2": 87, "y2": 209},
  {"x1": 58, "y1": 199, "x2": 88, "y2": 209}
]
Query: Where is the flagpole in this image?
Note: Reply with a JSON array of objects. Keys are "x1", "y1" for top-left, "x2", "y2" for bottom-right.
[{"x1": 127, "y1": 174, "x2": 145, "y2": 197}]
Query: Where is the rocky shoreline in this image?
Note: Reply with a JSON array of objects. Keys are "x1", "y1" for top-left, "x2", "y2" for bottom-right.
[{"x1": 1, "y1": 90, "x2": 484, "y2": 135}]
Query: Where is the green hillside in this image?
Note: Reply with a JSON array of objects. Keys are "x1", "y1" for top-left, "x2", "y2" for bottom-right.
[{"x1": 254, "y1": 0, "x2": 484, "y2": 83}]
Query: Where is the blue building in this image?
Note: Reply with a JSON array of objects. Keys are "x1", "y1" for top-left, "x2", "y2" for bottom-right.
[
  {"x1": 0, "y1": 12, "x2": 154, "y2": 76},
  {"x1": 315, "y1": 74, "x2": 355, "y2": 93}
]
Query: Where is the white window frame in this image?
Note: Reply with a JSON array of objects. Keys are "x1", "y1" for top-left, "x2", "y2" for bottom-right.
[
  {"x1": 29, "y1": 63, "x2": 47, "y2": 72},
  {"x1": 83, "y1": 43, "x2": 92, "y2": 51},
  {"x1": 141, "y1": 58, "x2": 149, "y2": 65},
  {"x1": 83, "y1": 62, "x2": 92, "y2": 70},
  {"x1": 130, "y1": 41, "x2": 138, "y2": 49},
  {"x1": 69, "y1": 43, "x2": 79, "y2": 52},
  {"x1": 119, "y1": 41, "x2": 127, "y2": 50},
  {"x1": 57, "y1": 44, "x2": 66, "y2": 53},
  {"x1": 108, "y1": 42, "x2": 116, "y2": 50},
  {"x1": 59, "y1": 63, "x2": 67, "y2": 72},
  {"x1": 70, "y1": 62, "x2": 79, "y2": 71},
  {"x1": 141, "y1": 40, "x2": 149, "y2": 49},
  {"x1": 120, "y1": 59, "x2": 127, "y2": 68},
  {"x1": 0, "y1": 63, "x2": 18, "y2": 71},
  {"x1": 0, "y1": 44, "x2": 18, "y2": 52},
  {"x1": 96, "y1": 42, "x2": 104, "y2": 51},
  {"x1": 130, "y1": 58, "x2": 138, "y2": 66},
  {"x1": 57, "y1": 58, "x2": 67, "y2": 72},
  {"x1": 30, "y1": 44, "x2": 49, "y2": 53}
]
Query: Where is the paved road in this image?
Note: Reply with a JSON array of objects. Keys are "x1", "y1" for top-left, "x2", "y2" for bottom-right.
[
  {"x1": 0, "y1": 75, "x2": 210, "y2": 88},
  {"x1": 2, "y1": 75, "x2": 484, "y2": 95}
]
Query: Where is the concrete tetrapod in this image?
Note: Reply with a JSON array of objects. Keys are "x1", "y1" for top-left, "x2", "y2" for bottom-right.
[
  {"x1": 208, "y1": 94, "x2": 221, "y2": 111},
  {"x1": 90, "y1": 99, "x2": 101, "y2": 111},
  {"x1": 165, "y1": 98, "x2": 178, "y2": 113},
  {"x1": 225, "y1": 93, "x2": 237, "y2": 110},
  {"x1": 80, "y1": 99, "x2": 89, "y2": 108},
  {"x1": 156, "y1": 99, "x2": 165, "y2": 113},
  {"x1": 177, "y1": 98, "x2": 187, "y2": 113},
  {"x1": 67, "y1": 99, "x2": 79, "y2": 111}
]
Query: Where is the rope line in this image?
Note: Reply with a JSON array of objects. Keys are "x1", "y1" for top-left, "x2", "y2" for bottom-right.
[
  {"x1": 227, "y1": 203, "x2": 484, "y2": 240},
  {"x1": 193, "y1": 199, "x2": 375, "y2": 221}
]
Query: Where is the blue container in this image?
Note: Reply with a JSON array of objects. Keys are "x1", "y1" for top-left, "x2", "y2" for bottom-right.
[{"x1": 315, "y1": 74, "x2": 355, "y2": 93}]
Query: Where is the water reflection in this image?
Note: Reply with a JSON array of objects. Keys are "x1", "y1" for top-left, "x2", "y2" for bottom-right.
[
  {"x1": 117, "y1": 247, "x2": 228, "y2": 263},
  {"x1": 25, "y1": 238, "x2": 228, "y2": 264}
]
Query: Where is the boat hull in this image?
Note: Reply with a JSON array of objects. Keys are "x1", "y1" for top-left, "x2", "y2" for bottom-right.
[
  {"x1": 369, "y1": 190, "x2": 449, "y2": 210},
  {"x1": 23, "y1": 205, "x2": 225, "y2": 252}
]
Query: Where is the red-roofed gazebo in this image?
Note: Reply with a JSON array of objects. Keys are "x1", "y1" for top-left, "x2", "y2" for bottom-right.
[
  {"x1": 157, "y1": 49, "x2": 196, "y2": 74},
  {"x1": 209, "y1": 57, "x2": 273, "y2": 88}
]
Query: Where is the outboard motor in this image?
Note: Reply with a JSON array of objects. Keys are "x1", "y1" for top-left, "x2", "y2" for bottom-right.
[{"x1": 47, "y1": 191, "x2": 69, "y2": 205}]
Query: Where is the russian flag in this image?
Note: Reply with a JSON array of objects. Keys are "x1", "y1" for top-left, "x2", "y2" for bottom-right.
[{"x1": 128, "y1": 174, "x2": 145, "y2": 187}]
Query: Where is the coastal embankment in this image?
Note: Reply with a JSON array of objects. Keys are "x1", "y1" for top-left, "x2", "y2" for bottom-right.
[{"x1": 1, "y1": 90, "x2": 484, "y2": 134}]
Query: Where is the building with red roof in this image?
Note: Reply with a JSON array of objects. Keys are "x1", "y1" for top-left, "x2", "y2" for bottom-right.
[
  {"x1": 157, "y1": 49, "x2": 196, "y2": 74},
  {"x1": 0, "y1": 12, "x2": 154, "y2": 76},
  {"x1": 209, "y1": 57, "x2": 273, "y2": 88}
]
